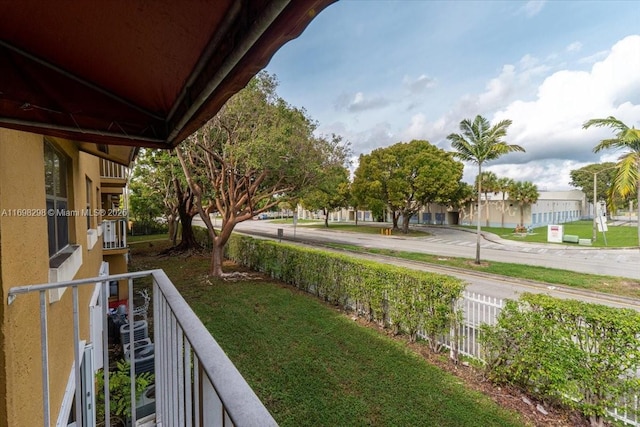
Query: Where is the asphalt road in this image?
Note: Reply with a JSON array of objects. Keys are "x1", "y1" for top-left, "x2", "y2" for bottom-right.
[{"x1": 226, "y1": 219, "x2": 640, "y2": 311}]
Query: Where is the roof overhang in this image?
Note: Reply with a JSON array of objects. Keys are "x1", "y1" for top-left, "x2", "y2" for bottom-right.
[{"x1": 0, "y1": 0, "x2": 334, "y2": 164}]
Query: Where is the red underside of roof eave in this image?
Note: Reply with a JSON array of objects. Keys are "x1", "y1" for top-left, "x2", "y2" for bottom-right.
[
  {"x1": 0, "y1": 42, "x2": 170, "y2": 147},
  {"x1": 0, "y1": 0, "x2": 337, "y2": 150},
  {"x1": 168, "y1": 1, "x2": 338, "y2": 148}
]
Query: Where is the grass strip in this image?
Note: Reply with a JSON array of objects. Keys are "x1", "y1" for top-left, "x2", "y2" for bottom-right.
[
  {"x1": 324, "y1": 244, "x2": 640, "y2": 300},
  {"x1": 463, "y1": 220, "x2": 638, "y2": 248}
]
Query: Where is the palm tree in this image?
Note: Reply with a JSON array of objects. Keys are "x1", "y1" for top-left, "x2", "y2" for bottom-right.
[
  {"x1": 583, "y1": 116, "x2": 640, "y2": 247},
  {"x1": 495, "y1": 177, "x2": 514, "y2": 229},
  {"x1": 448, "y1": 115, "x2": 525, "y2": 264},
  {"x1": 509, "y1": 181, "x2": 539, "y2": 227},
  {"x1": 475, "y1": 171, "x2": 498, "y2": 227}
]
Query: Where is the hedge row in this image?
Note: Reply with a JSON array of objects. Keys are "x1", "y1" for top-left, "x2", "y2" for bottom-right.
[
  {"x1": 480, "y1": 293, "x2": 640, "y2": 426},
  {"x1": 225, "y1": 235, "x2": 465, "y2": 345}
]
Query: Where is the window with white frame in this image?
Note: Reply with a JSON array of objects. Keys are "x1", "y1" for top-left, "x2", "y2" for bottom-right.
[
  {"x1": 45, "y1": 141, "x2": 70, "y2": 256},
  {"x1": 85, "y1": 177, "x2": 92, "y2": 229}
]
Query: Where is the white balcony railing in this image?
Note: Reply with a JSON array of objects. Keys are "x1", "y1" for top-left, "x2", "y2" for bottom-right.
[
  {"x1": 103, "y1": 219, "x2": 127, "y2": 250},
  {"x1": 100, "y1": 158, "x2": 129, "y2": 180},
  {"x1": 7, "y1": 270, "x2": 276, "y2": 427}
]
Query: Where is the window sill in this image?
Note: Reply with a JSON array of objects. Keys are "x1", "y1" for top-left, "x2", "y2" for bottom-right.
[
  {"x1": 87, "y1": 228, "x2": 98, "y2": 250},
  {"x1": 48, "y1": 245, "x2": 82, "y2": 303}
]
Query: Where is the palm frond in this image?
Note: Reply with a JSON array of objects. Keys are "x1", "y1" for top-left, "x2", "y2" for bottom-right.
[
  {"x1": 612, "y1": 153, "x2": 639, "y2": 198},
  {"x1": 583, "y1": 116, "x2": 629, "y2": 132},
  {"x1": 593, "y1": 138, "x2": 629, "y2": 153}
]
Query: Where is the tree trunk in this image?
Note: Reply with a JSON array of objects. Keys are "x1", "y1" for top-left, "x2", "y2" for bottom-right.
[
  {"x1": 475, "y1": 164, "x2": 482, "y2": 264},
  {"x1": 402, "y1": 214, "x2": 410, "y2": 234},
  {"x1": 324, "y1": 208, "x2": 329, "y2": 228},
  {"x1": 485, "y1": 193, "x2": 490, "y2": 227},
  {"x1": 210, "y1": 240, "x2": 224, "y2": 276},
  {"x1": 355, "y1": 208, "x2": 358, "y2": 225},
  {"x1": 500, "y1": 198, "x2": 505, "y2": 229},
  {"x1": 172, "y1": 175, "x2": 200, "y2": 250},
  {"x1": 636, "y1": 172, "x2": 640, "y2": 248},
  {"x1": 176, "y1": 212, "x2": 200, "y2": 250},
  {"x1": 167, "y1": 214, "x2": 178, "y2": 245},
  {"x1": 392, "y1": 211, "x2": 399, "y2": 230},
  {"x1": 520, "y1": 204, "x2": 525, "y2": 227}
]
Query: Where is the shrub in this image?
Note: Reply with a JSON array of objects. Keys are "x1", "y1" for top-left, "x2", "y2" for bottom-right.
[
  {"x1": 480, "y1": 293, "x2": 640, "y2": 426},
  {"x1": 96, "y1": 360, "x2": 154, "y2": 425}
]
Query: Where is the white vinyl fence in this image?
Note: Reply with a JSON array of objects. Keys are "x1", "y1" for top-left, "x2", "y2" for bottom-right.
[{"x1": 418, "y1": 291, "x2": 639, "y2": 426}]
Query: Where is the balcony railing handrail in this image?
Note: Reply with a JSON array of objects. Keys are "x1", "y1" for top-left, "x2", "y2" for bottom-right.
[
  {"x1": 7, "y1": 271, "x2": 149, "y2": 300},
  {"x1": 102, "y1": 219, "x2": 127, "y2": 250},
  {"x1": 152, "y1": 269, "x2": 277, "y2": 426},
  {"x1": 7, "y1": 270, "x2": 277, "y2": 426},
  {"x1": 100, "y1": 158, "x2": 129, "y2": 180}
]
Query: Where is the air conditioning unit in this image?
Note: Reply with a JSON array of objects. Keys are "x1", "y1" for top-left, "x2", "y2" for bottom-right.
[
  {"x1": 133, "y1": 353, "x2": 155, "y2": 376},
  {"x1": 123, "y1": 338, "x2": 152, "y2": 355},
  {"x1": 120, "y1": 320, "x2": 148, "y2": 346},
  {"x1": 103, "y1": 220, "x2": 116, "y2": 243},
  {"x1": 124, "y1": 339, "x2": 153, "y2": 361}
]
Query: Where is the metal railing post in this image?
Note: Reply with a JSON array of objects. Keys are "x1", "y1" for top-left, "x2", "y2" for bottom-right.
[{"x1": 39, "y1": 291, "x2": 50, "y2": 427}]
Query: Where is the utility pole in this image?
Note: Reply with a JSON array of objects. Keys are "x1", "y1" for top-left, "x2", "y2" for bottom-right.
[
  {"x1": 591, "y1": 165, "x2": 617, "y2": 242},
  {"x1": 592, "y1": 172, "x2": 597, "y2": 242}
]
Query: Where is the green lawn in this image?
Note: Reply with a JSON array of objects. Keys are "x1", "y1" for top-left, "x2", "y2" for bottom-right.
[
  {"x1": 127, "y1": 233, "x2": 169, "y2": 243},
  {"x1": 131, "y1": 242, "x2": 526, "y2": 427},
  {"x1": 465, "y1": 220, "x2": 638, "y2": 248}
]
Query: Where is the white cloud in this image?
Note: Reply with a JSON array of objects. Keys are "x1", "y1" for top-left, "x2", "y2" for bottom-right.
[
  {"x1": 399, "y1": 114, "x2": 449, "y2": 146},
  {"x1": 484, "y1": 160, "x2": 587, "y2": 191},
  {"x1": 403, "y1": 74, "x2": 437, "y2": 94},
  {"x1": 396, "y1": 35, "x2": 640, "y2": 190},
  {"x1": 577, "y1": 50, "x2": 609, "y2": 65},
  {"x1": 319, "y1": 120, "x2": 395, "y2": 156},
  {"x1": 492, "y1": 35, "x2": 640, "y2": 166},
  {"x1": 566, "y1": 41, "x2": 583, "y2": 53},
  {"x1": 520, "y1": 0, "x2": 546, "y2": 17},
  {"x1": 335, "y1": 91, "x2": 390, "y2": 112}
]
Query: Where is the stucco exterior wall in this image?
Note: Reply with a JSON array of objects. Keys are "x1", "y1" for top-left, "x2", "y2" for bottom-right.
[
  {"x1": 0, "y1": 130, "x2": 105, "y2": 426},
  {"x1": 459, "y1": 192, "x2": 587, "y2": 228},
  {"x1": 103, "y1": 253, "x2": 129, "y2": 301}
]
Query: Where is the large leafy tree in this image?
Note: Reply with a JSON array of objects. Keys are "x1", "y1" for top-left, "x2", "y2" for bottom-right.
[
  {"x1": 583, "y1": 117, "x2": 640, "y2": 246},
  {"x1": 177, "y1": 72, "x2": 349, "y2": 276},
  {"x1": 494, "y1": 176, "x2": 514, "y2": 229},
  {"x1": 353, "y1": 140, "x2": 463, "y2": 234},
  {"x1": 447, "y1": 115, "x2": 524, "y2": 264},
  {"x1": 352, "y1": 152, "x2": 394, "y2": 224},
  {"x1": 300, "y1": 136, "x2": 350, "y2": 227},
  {"x1": 450, "y1": 182, "x2": 476, "y2": 210},
  {"x1": 129, "y1": 149, "x2": 181, "y2": 243},
  {"x1": 569, "y1": 162, "x2": 618, "y2": 209},
  {"x1": 508, "y1": 180, "x2": 539, "y2": 227},
  {"x1": 475, "y1": 171, "x2": 498, "y2": 227}
]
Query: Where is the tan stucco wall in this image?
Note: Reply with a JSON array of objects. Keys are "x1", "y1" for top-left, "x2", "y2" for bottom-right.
[
  {"x1": 103, "y1": 253, "x2": 129, "y2": 301},
  {"x1": 0, "y1": 130, "x2": 105, "y2": 427}
]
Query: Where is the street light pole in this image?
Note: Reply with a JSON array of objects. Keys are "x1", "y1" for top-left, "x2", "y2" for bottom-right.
[
  {"x1": 593, "y1": 172, "x2": 597, "y2": 242},
  {"x1": 591, "y1": 164, "x2": 617, "y2": 243}
]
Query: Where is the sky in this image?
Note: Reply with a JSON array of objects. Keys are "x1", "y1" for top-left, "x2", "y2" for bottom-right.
[{"x1": 265, "y1": 0, "x2": 640, "y2": 191}]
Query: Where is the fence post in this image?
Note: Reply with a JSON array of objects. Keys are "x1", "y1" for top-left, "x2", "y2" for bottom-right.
[{"x1": 449, "y1": 297, "x2": 460, "y2": 363}]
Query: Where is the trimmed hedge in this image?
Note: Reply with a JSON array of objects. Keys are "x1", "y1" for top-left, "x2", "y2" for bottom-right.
[
  {"x1": 226, "y1": 235, "x2": 465, "y2": 345},
  {"x1": 480, "y1": 293, "x2": 640, "y2": 425}
]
